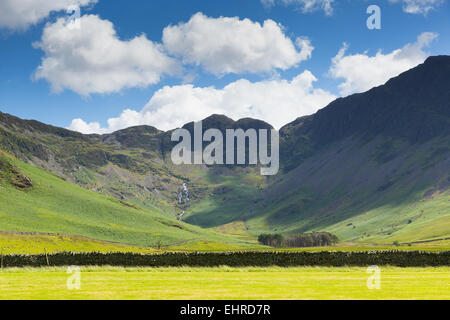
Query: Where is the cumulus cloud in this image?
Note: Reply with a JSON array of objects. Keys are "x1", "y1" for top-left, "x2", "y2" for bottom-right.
[
  {"x1": 329, "y1": 32, "x2": 438, "y2": 96},
  {"x1": 389, "y1": 0, "x2": 445, "y2": 15},
  {"x1": 261, "y1": 0, "x2": 334, "y2": 15},
  {"x1": 162, "y1": 12, "x2": 314, "y2": 75},
  {"x1": 68, "y1": 118, "x2": 109, "y2": 135},
  {"x1": 0, "y1": 0, "x2": 97, "y2": 30},
  {"x1": 68, "y1": 71, "x2": 336, "y2": 134},
  {"x1": 33, "y1": 14, "x2": 180, "y2": 95}
]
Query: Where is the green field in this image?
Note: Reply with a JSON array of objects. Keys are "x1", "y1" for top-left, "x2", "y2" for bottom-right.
[
  {"x1": 0, "y1": 232, "x2": 157, "y2": 255},
  {"x1": 0, "y1": 232, "x2": 268, "y2": 254},
  {"x1": 0, "y1": 266, "x2": 448, "y2": 300},
  {"x1": 2, "y1": 232, "x2": 449, "y2": 254}
]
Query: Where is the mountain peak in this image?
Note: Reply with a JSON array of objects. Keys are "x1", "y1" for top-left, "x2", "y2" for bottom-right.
[
  {"x1": 280, "y1": 55, "x2": 450, "y2": 171},
  {"x1": 424, "y1": 55, "x2": 450, "y2": 64},
  {"x1": 309, "y1": 55, "x2": 450, "y2": 144},
  {"x1": 110, "y1": 125, "x2": 162, "y2": 135},
  {"x1": 182, "y1": 114, "x2": 273, "y2": 132}
]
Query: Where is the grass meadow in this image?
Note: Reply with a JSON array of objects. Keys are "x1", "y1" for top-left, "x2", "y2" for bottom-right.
[
  {"x1": 0, "y1": 266, "x2": 448, "y2": 300},
  {"x1": 1, "y1": 232, "x2": 449, "y2": 255}
]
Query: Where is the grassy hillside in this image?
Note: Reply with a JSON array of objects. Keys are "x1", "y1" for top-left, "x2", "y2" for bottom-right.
[
  {"x1": 0, "y1": 232, "x2": 157, "y2": 255},
  {"x1": 184, "y1": 167, "x2": 264, "y2": 227},
  {"x1": 322, "y1": 191, "x2": 450, "y2": 244},
  {"x1": 243, "y1": 136, "x2": 450, "y2": 244},
  {"x1": 0, "y1": 151, "x2": 256, "y2": 249},
  {"x1": 0, "y1": 112, "x2": 189, "y2": 216}
]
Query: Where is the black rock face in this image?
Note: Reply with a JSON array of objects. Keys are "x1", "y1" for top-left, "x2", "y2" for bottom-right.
[{"x1": 280, "y1": 55, "x2": 450, "y2": 171}]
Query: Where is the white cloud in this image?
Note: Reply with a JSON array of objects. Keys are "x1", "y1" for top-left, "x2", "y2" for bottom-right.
[
  {"x1": 0, "y1": 0, "x2": 97, "y2": 30},
  {"x1": 261, "y1": 0, "x2": 334, "y2": 15},
  {"x1": 68, "y1": 118, "x2": 109, "y2": 135},
  {"x1": 329, "y1": 32, "x2": 438, "y2": 96},
  {"x1": 68, "y1": 71, "x2": 336, "y2": 133},
  {"x1": 162, "y1": 12, "x2": 313, "y2": 75},
  {"x1": 33, "y1": 14, "x2": 181, "y2": 96},
  {"x1": 389, "y1": 0, "x2": 445, "y2": 15}
]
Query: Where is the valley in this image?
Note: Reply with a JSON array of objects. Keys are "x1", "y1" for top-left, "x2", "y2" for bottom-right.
[{"x1": 0, "y1": 56, "x2": 449, "y2": 250}]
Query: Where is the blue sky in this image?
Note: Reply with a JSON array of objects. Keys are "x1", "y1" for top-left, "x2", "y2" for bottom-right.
[{"x1": 0, "y1": 0, "x2": 449, "y2": 133}]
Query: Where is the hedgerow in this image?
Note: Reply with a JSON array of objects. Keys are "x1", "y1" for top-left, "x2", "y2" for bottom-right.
[{"x1": 1, "y1": 251, "x2": 449, "y2": 268}]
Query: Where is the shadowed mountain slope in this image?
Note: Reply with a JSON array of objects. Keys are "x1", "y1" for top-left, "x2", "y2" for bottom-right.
[{"x1": 249, "y1": 56, "x2": 450, "y2": 243}]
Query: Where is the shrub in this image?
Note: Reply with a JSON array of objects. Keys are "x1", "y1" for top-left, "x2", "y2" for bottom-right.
[
  {"x1": 284, "y1": 233, "x2": 339, "y2": 248},
  {"x1": 258, "y1": 232, "x2": 339, "y2": 248},
  {"x1": 258, "y1": 234, "x2": 284, "y2": 247}
]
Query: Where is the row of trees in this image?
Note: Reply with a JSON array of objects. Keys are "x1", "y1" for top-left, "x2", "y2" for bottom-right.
[
  {"x1": 257, "y1": 234, "x2": 285, "y2": 247},
  {"x1": 258, "y1": 232, "x2": 339, "y2": 248}
]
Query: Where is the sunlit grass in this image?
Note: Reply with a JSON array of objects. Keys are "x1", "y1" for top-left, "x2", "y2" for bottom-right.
[
  {"x1": 0, "y1": 232, "x2": 447, "y2": 254},
  {"x1": 0, "y1": 151, "x2": 254, "y2": 249},
  {"x1": 0, "y1": 266, "x2": 448, "y2": 300}
]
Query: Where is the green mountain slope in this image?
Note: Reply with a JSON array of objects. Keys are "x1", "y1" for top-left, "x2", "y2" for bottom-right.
[
  {"x1": 244, "y1": 135, "x2": 450, "y2": 243},
  {"x1": 0, "y1": 112, "x2": 186, "y2": 215},
  {"x1": 0, "y1": 151, "x2": 253, "y2": 248}
]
